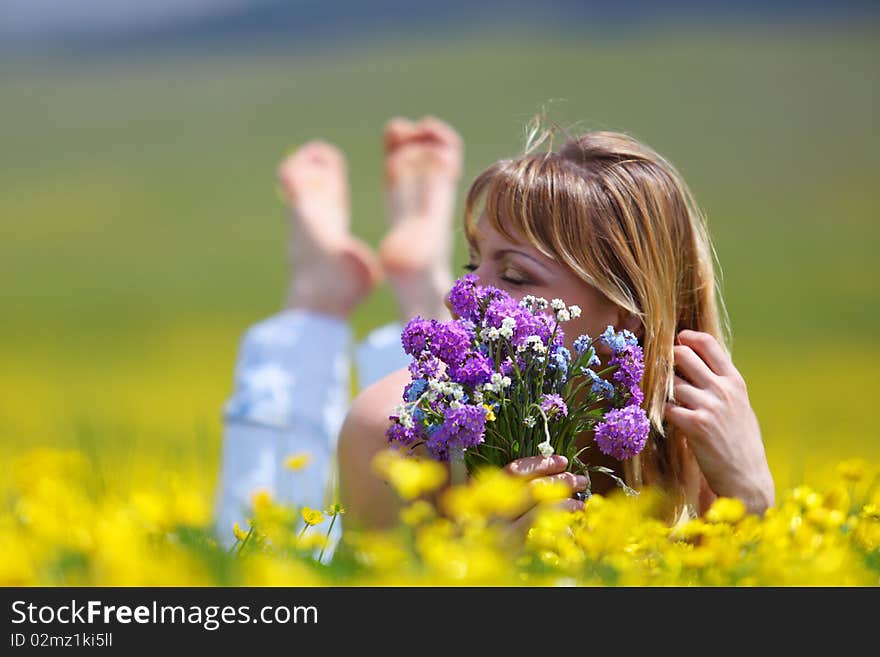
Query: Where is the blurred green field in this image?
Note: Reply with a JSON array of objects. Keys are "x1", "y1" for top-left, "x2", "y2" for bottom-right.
[{"x1": 1, "y1": 26, "x2": 878, "y2": 500}]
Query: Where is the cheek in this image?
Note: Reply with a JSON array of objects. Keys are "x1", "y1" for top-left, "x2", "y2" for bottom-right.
[{"x1": 556, "y1": 297, "x2": 618, "y2": 351}]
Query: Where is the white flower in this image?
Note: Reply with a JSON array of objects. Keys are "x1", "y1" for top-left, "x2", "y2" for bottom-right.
[
  {"x1": 500, "y1": 376, "x2": 512, "y2": 388},
  {"x1": 491, "y1": 373, "x2": 503, "y2": 385},
  {"x1": 485, "y1": 327, "x2": 500, "y2": 341},
  {"x1": 449, "y1": 400, "x2": 462, "y2": 410},
  {"x1": 523, "y1": 416, "x2": 537, "y2": 428},
  {"x1": 550, "y1": 298, "x2": 566, "y2": 311},
  {"x1": 525, "y1": 336, "x2": 546, "y2": 354},
  {"x1": 499, "y1": 317, "x2": 516, "y2": 339},
  {"x1": 472, "y1": 390, "x2": 484, "y2": 404},
  {"x1": 538, "y1": 441, "x2": 555, "y2": 457},
  {"x1": 556, "y1": 309, "x2": 571, "y2": 322},
  {"x1": 534, "y1": 297, "x2": 549, "y2": 309},
  {"x1": 520, "y1": 295, "x2": 536, "y2": 308},
  {"x1": 394, "y1": 405, "x2": 415, "y2": 429},
  {"x1": 569, "y1": 305, "x2": 582, "y2": 318}
]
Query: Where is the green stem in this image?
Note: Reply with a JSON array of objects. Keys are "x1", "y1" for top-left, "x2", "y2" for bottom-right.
[
  {"x1": 235, "y1": 526, "x2": 254, "y2": 557},
  {"x1": 318, "y1": 512, "x2": 338, "y2": 562}
]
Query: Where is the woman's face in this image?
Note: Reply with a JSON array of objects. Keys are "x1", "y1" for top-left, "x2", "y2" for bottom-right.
[{"x1": 449, "y1": 213, "x2": 627, "y2": 350}]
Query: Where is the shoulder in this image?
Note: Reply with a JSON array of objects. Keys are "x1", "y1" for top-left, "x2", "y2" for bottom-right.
[
  {"x1": 338, "y1": 367, "x2": 410, "y2": 529},
  {"x1": 339, "y1": 367, "x2": 409, "y2": 451}
]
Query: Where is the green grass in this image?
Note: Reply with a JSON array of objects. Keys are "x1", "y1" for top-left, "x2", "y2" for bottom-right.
[{"x1": 1, "y1": 26, "x2": 878, "y2": 493}]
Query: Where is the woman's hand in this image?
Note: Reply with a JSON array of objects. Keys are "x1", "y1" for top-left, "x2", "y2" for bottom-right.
[
  {"x1": 503, "y1": 455, "x2": 587, "y2": 533},
  {"x1": 663, "y1": 330, "x2": 775, "y2": 515}
]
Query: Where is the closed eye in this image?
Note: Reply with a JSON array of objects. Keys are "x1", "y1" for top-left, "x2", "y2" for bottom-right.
[{"x1": 500, "y1": 275, "x2": 526, "y2": 286}]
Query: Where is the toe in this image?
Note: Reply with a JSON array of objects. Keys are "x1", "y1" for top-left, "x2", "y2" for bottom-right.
[
  {"x1": 417, "y1": 116, "x2": 462, "y2": 149},
  {"x1": 384, "y1": 117, "x2": 417, "y2": 152}
]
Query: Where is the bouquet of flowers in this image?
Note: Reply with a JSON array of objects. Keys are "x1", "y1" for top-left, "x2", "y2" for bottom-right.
[{"x1": 386, "y1": 274, "x2": 650, "y2": 495}]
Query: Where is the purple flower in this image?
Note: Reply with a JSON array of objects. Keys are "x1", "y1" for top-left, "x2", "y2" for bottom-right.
[
  {"x1": 448, "y1": 274, "x2": 481, "y2": 322},
  {"x1": 424, "y1": 405, "x2": 486, "y2": 461},
  {"x1": 539, "y1": 393, "x2": 568, "y2": 420},
  {"x1": 483, "y1": 293, "x2": 519, "y2": 327},
  {"x1": 512, "y1": 311, "x2": 560, "y2": 349},
  {"x1": 594, "y1": 405, "x2": 650, "y2": 460},
  {"x1": 385, "y1": 417, "x2": 423, "y2": 447},
  {"x1": 408, "y1": 355, "x2": 443, "y2": 380},
  {"x1": 428, "y1": 321, "x2": 473, "y2": 366},
  {"x1": 450, "y1": 352, "x2": 493, "y2": 387},
  {"x1": 610, "y1": 343, "x2": 644, "y2": 390},
  {"x1": 626, "y1": 385, "x2": 644, "y2": 408},
  {"x1": 401, "y1": 316, "x2": 435, "y2": 356}
]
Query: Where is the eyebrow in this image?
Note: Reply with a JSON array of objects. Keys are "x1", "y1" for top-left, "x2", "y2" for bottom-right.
[{"x1": 470, "y1": 241, "x2": 553, "y2": 274}]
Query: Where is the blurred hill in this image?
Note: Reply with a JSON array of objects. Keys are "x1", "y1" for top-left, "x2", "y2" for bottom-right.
[{"x1": 2, "y1": 0, "x2": 878, "y2": 54}]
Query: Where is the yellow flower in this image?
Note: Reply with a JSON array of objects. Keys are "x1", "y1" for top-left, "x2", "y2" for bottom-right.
[
  {"x1": 483, "y1": 404, "x2": 496, "y2": 422},
  {"x1": 232, "y1": 522, "x2": 249, "y2": 542},
  {"x1": 296, "y1": 532, "x2": 329, "y2": 551},
  {"x1": 530, "y1": 477, "x2": 572, "y2": 504},
  {"x1": 285, "y1": 452, "x2": 313, "y2": 471},
  {"x1": 442, "y1": 468, "x2": 531, "y2": 521},
  {"x1": 861, "y1": 504, "x2": 880, "y2": 521},
  {"x1": 325, "y1": 502, "x2": 346, "y2": 516},
  {"x1": 836, "y1": 458, "x2": 867, "y2": 483},
  {"x1": 251, "y1": 489, "x2": 273, "y2": 513},
  {"x1": 400, "y1": 500, "x2": 435, "y2": 526},
  {"x1": 705, "y1": 497, "x2": 747, "y2": 525},
  {"x1": 300, "y1": 507, "x2": 325, "y2": 526},
  {"x1": 372, "y1": 450, "x2": 447, "y2": 500}
]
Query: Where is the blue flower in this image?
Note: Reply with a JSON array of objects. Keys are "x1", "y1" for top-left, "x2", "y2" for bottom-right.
[
  {"x1": 405, "y1": 378, "x2": 428, "y2": 402},
  {"x1": 573, "y1": 335, "x2": 592, "y2": 355},
  {"x1": 583, "y1": 368, "x2": 615, "y2": 399}
]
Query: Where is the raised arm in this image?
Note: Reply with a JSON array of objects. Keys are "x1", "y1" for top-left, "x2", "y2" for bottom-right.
[{"x1": 663, "y1": 330, "x2": 775, "y2": 515}]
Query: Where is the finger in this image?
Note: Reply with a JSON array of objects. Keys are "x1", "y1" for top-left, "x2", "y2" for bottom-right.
[
  {"x1": 663, "y1": 402, "x2": 704, "y2": 438},
  {"x1": 505, "y1": 455, "x2": 568, "y2": 479},
  {"x1": 556, "y1": 498, "x2": 586, "y2": 513},
  {"x1": 511, "y1": 498, "x2": 584, "y2": 530},
  {"x1": 671, "y1": 375, "x2": 706, "y2": 410},
  {"x1": 530, "y1": 472, "x2": 588, "y2": 493},
  {"x1": 673, "y1": 344, "x2": 716, "y2": 389},
  {"x1": 676, "y1": 330, "x2": 734, "y2": 377}
]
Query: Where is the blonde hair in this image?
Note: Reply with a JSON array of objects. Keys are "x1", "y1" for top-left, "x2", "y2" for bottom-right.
[{"x1": 463, "y1": 125, "x2": 730, "y2": 516}]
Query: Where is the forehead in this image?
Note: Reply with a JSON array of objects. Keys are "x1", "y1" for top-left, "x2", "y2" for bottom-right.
[
  {"x1": 467, "y1": 212, "x2": 523, "y2": 248},
  {"x1": 468, "y1": 213, "x2": 559, "y2": 266}
]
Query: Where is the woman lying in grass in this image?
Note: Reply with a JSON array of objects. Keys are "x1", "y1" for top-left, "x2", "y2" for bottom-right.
[{"x1": 215, "y1": 116, "x2": 774, "y2": 543}]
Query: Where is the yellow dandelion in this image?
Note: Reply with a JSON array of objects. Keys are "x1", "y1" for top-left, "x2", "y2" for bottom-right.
[
  {"x1": 372, "y1": 450, "x2": 447, "y2": 500},
  {"x1": 705, "y1": 497, "x2": 747, "y2": 525},
  {"x1": 300, "y1": 507, "x2": 325, "y2": 526},
  {"x1": 285, "y1": 452, "x2": 312, "y2": 471},
  {"x1": 530, "y1": 478, "x2": 572, "y2": 504},
  {"x1": 836, "y1": 458, "x2": 867, "y2": 483},
  {"x1": 251, "y1": 488, "x2": 273, "y2": 513},
  {"x1": 400, "y1": 500, "x2": 435, "y2": 526},
  {"x1": 232, "y1": 522, "x2": 249, "y2": 542}
]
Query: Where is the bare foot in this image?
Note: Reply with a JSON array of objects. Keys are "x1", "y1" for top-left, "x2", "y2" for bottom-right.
[
  {"x1": 379, "y1": 116, "x2": 463, "y2": 320},
  {"x1": 278, "y1": 141, "x2": 381, "y2": 317}
]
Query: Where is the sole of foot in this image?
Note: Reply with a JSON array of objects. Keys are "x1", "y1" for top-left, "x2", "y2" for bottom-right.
[{"x1": 278, "y1": 141, "x2": 382, "y2": 317}]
